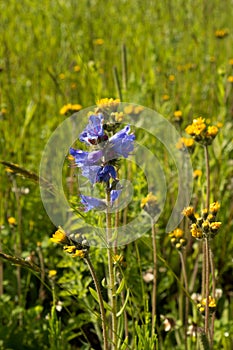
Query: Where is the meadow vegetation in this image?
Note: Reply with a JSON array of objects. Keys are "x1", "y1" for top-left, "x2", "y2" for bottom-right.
[{"x1": 0, "y1": 1, "x2": 232, "y2": 349}]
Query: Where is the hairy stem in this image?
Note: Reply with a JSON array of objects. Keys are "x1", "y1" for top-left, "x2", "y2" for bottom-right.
[{"x1": 85, "y1": 255, "x2": 109, "y2": 350}]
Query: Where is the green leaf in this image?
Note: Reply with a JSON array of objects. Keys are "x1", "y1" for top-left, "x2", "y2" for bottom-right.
[{"x1": 116, "y1": 278, "x2": 125, "y2": 295}]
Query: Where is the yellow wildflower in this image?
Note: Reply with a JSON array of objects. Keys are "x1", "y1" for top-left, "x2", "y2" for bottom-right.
[
  {"x1": 176, "y1": 137, "x2": 194, "y2": 150},
  {"x1": 124, "y1": 105, "x2": 134, "y2": 114},
  {"x1": 170, "y1": 228, "x2": 183, "y2": 238},
  {"x1": 227, "y1": 76, "x2": 233, "y2": 83},
  {"x1": 74, "y1": 65, "x2": 81, "y2": 72},
  {"x1": 72, "y1": 250, "x2": 85, "y2": 258},
  {"x1": 215, "y1": 29, "x2": 229, "y2": 38},
  {"x1": 141, "y1": 193, "x2": 158, "y2": 208},
  {"x1": 162, "y1": 94, "x2": 170, "y2": 101},
  {"x1": 183, "y1": 206, "x2": 195, "y2": 217},
  {"x1": 8, "y1": 217, "x2": 16, "y2": 225},
  {"x1": 209, "y1": 201, "x2": 220, "y2": 214},
  {"x1": 141, "y1": 193, "x2": 160, "y2": 217},
  {"x1": 190, "y1": 223, "x2": 203, "y2": 239},
  {"x1": 112, "y1": 254, "x2": 123, "y2": 264},
  {"x1": 114, "y1": 112, "x2": 124, "y2": 122},
  {"x1": 193, "y1": 169, "x2": 202, "y2": 178},
  {"x1": 185, "y1": 117, "x2": 206, "y2": 136},
  {"x1": 71, "y1": 83, "x2": 77, "y2": 89},
  {"x1": 124, "y1": 105, "x2": 144, "y2": 116},
  {"x1": 70, "y1": 104, "x2": 82, "y2": 111},
  {"x1": 96, "y1": 98, "x2": 120, "y2": 109},
  {"x1": 210, "y1": 222, "x2": 222, "y2": 231},
  {"x1": 63, "y1": 245, "x2": 76, "y2": 254},
  {"x1": 174, "y1": 110, "x2": 182, "y2": 118},
  {"x1": 59, "y1": 73, "x2": 66, "y2": 80},
  {"x1": 48, "y1": 270, "x2": 57, "y2": 278},
  {"x1": 229, "y1": 58, "x2": 233, "y2": 65},
  {"x1": 60, "y1": 103, "x2": 82, "y2": 115},
  {"x1": 169, "y1": 74, "x2": 175, "y2": 82},
  {"x1": 206, "y1": 125, "x2": 218, "y2": 138},
  {"x1": 1, "y1": 108, "x2": 7, "y2": 115},
  {"x1": 93, "y1": 38, "x2": 104, "y2": 45},
  {"x1": 51, "y1": 227, "x2": 68, "y2": 244}
]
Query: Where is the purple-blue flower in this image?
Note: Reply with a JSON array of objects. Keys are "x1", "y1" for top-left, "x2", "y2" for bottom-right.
[
  {"x1": 106, "y1": 125, "x2": 135, "y2": 159},
  {"x1": 96, "y1": 165, "x2": 117, "y2": 183},
  {"x1": 70, "y1": 148, "x2": 103, "y2": 167},
  {"x1": 79, "y1": 114, "x2": 107, "y2": 145}
]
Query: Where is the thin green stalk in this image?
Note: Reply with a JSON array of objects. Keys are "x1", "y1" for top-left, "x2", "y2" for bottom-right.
[
  {"x1": 121, "y1": 43, "x2": 127, "y2": 90},
  {"x1": 106, "y1": 188, "x2": 118, "y2": 350},
  {"x1": 84, "y1": 255, "x2": 109, "y2": 350},
  {"x1": 151, "y1": 220, "x2": 157, "y2": 334},
  {"x1": 179, "y1": 251, "x2": 189, "y2": 350}
]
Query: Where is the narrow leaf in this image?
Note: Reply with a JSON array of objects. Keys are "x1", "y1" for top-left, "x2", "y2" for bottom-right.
[{"x1": 116, "y1": 288, "x2": 130, "y2": 317}]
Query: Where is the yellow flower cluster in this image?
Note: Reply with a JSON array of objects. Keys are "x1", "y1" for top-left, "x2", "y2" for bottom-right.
[
  {"x1": 185, "y1": 117, "x2": 219, "y2": 145},
  {"x1": 183, "y1": 202, "x2": 221, "y2": 239},
  {"x1": 197, "y1": 296, "x2": 216, "y2": 314},
  {"x1": 60, "y1": 103, "x2": 82, "y2": 115},
  {"x1": 215, "y1": 29, "x2": 229, "y2": 38},
  {"x1": 169, "y1": 228, "x2": 187, "y2": 250},
  {"x1": 177, "y1": 63, "x2": 196, "y2": 72},
  {"x1": 96, "y1": 98, "x2": 120, "y2": 110},
  {"x1": 50, "y1": 227, "x2": 89, "y2": 258}
]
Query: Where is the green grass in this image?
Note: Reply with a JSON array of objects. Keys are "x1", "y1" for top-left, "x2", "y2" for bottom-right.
[{"x1": 0, "y1": 0, "x2": 233, "y2": 349}]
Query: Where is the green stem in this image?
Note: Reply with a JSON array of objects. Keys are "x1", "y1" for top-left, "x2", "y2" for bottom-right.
[
  {"x1": 85, "y1": 255, "x2": 109, "y2": 350},
  {"x1": 106, "y1": 188, "x2": 118, "y2": 350},
  {"x1": 151, "y1": 220, "x2": 157, "y2": 334}
]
